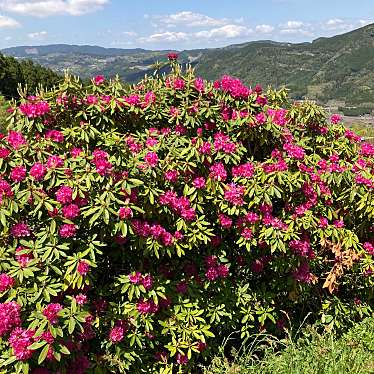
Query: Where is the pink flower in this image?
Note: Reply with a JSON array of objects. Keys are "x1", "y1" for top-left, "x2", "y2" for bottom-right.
[
  {"x1": 43, "y1": 303, "x2": 62, "y2": 324},
  {"x1": 11, "y1": 222, "x2": 30, "y2": 237},
  {"x1": 292, "y1": 262, "x2": 313, "y2": 283},
  {"x1": 30, "y1": 162, "x2": 46, "y2": 181},
  {"x1": 71, "y1": 147, "x2": 83, "y2": 158},
  {"x1": 209, "y1": 162, "x2": 227, "y2": 181},
  {"x1": 330, "y1": 114, "x2": 342, "y2": 124},
  {"x1": 194, "y1": 78, "x2": 205, "y2": 93},
  {"x1": 232, "y1": 163, "x2": 254, "y2": 178},
  {"x1": 94, "y1": 75, "x2": 105, "y2": 85},
  {"x1": 7, "y1": 130, "x2": 27, "y2": 149},
  {"x1": 0, "y1": 147, "x2": 11, "y2": 159},
  {"x1": 109, "y1": 326, "x2": 124, "y2": 343},
  {"x1": 319, "y1": 217, "x2": 329, "y2": 229},
  {"x1": 141, "y1": 274, "x2": 153, "y2": 290},
  {"x1": 144, "y1": 151, "x2": 159, "y2": 167},
  {"x1": 62, "y1": 204, "x2": 80, "y2": 220},
  {"x1": 45, "y1": 129, "x2": 64, "y2": 143},
  {"x1": 136, "y1": 299, "x2": 158, "y2": 314},
  {"x1": 241, "y1": 227, "x2": 253, "y2": 240},
  {"x1": 77, "y1": 260, "x2": 90, "y2": 276},
  {"x1": 218, "y1": 213, "x2": 232, "y2": 229},
  {"x1": 10, "y1": 166, "x2": 26, "y2": 182},
  {"x1": 0, "y1": 302, "x2": 21, "y2": 336},
  {"x1": 167, "y1": 52, "x2": 178, "y2": 60},
  {"x1": 129, "y1": 272, "x2": 142, "y2": 284},
  {"x1": 56, "y1": 186, "x2": 73, "y2": 204},
  {"x1": 176, "y1": 353, "x2": 188, "y2": 365},
  {"x1": 46, "y1": 155, "x2": 64, "y2": 169},
  {"x1": 193, "y1": 177, "x2": 206, "y2": 189},
  {"x1": 59, "y1": 223, "x2": 76, "y2": 238},
  {"x1": 164, "y1": 170, "x2": 179, "y2": 183},
  {"x1": 16, "y1": 247, "x2": 34, "y2": 267},
  {"x1": 0, "y1": 273, "x2": 15, "y2": 292},
  {"x1": 75, "y1": 294, "x2": 88, "y2": 305},
  {"x1": 224, "y1": 183, "x2": 245, "y2": 206},
  {"x1": 9, "y1": 328, "x2": 35, "y2": 360},
  {"x1": 19, "y1": 100, "x2": 50, "y2": 118},
  {"x1": 119, "y1": 207, "x2": 133, "y2": 220},
  {"x1": 173, "y1": 78, "x2": 185, "y2": 90}
]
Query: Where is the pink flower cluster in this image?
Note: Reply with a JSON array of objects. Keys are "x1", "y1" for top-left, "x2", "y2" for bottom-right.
[
  {"x1": 213, "y1": 132, "x2": 236, "y2": 154},
  {"x1": 136, "y1": 299, "x2": 159, "y2": 314},
  {"x1": 159, "y1": 190, "x2": 196, "y2": 221},
  {"x1": 43, "y1": 303, "x2": 62, "y2": 324},
  {"x1": 129, "y1": 272, "x2": 154, "y2": 290},
  {"x1": 217, "y1": 75, "x2": 251, "y2": 99},
  {"x1": 0, "y1": 302, "x2": 21, "y2": 336},
  {"x1": 224, "y1": 183, "x2": 245, "y2": 206},
  {"x1": 204, "y1": 256, "x2": 229, "y2": 281},
  {"x1": 209, "y1": 162, "x2": 227, "y2": 181},
  {"x1": 289, "y1": 239, "x2": 315, "y2": 259},
  {"x1": 232, "y1": 162, "x2": 255, "y2": 178},
  {"x1": 19, "y1": 100, "x2": 50, "y2": 118},
  {"x1": 267, "y1": 108, "x2": 288, "y2": 126},
  {"x1": 7, "y1": 131, "x2": 27, "y2": 149},
  {"x1": 11, "y1": 222, "x2": 30, "y2": 237},
  {"x1": 92, "y1": 149, "x2": 112, "y2": 176},
  {"x1": 9, "y1": 327, "x2": 35, "y2": 360}
]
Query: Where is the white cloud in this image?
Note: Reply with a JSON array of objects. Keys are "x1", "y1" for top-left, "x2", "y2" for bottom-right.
[
  {"x1": 0, "y1": 0, "x2": 110, "y2": 17},
  {"x1": 152, "y1": 11, "x2": 227, "y2": 28},
  {"x1": 0, "y1": 13, "x2": 20, "y2": 27},
  {"x1": 122, "y1": 31, "x2": 137, "y2": 37},
  {"x1": 283, "y1": 20, "x2": 305, "y2": 29},
  {"x1": 140, "y1": 31, "x2": 188, "y2": 43},
  {"x1": 28, "y1": 30, "x2": 47, "y2": 38},
  {"x1": 255, "y1": 24, "x2": 274, "y2": 34},
  {"x1": 195, "y1": 24, "x2": 252, "y2": 40}
]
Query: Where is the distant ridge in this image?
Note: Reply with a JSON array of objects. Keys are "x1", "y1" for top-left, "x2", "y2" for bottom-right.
[{"x1": 2, "y1": 23, "x2": 374, "y2": 106}]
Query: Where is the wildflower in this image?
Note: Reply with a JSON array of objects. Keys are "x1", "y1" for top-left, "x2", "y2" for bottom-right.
[
  {"x1": 109, "y1": 326, "x2": 124, "y2": 343},
  {"x1": 119, "y1": 207, "x2": 133, "y2": 220},
  {"x1": 330, "y1": 114, "x2": 342, "y2": 124},
  {"x1": 167, "y1": 52, "x2": 178, "y2": 60},
  {"x1": 56, "y1": 186, "x2": 73, "y2": 204},
  {"x1": 0, "y1": 273, "x2": 15, "y2": 292},
  {"x1": 30, "y1": 162, "x2": 46, "y2": 181},
  {"x1": 77, "y1": 260, "x2": 90, "y2": 276},
  {"x1": 43, "y1": 303, "x2": 62, "y2": 324},
  {"x1": 94, "y1": 75, "x2": 105, "y2": 85},
  {"x1": 62, "y1": 204, "x2": 80, "y2": 220},
  {"x1": 0, "y1": 302, "x2": 21, "y2": 336},
  {"x1": 10, "y1": 166, "x2": 26, "y2": 182},
  {"x1": 145, "y1": 151, "x2": 159, "y2": 167},
  {"x1": 9, "y1": 328, "x2": 35, "y2": 360},
  {"x1": 11, "y1": 222, "x2": 30, "y2": 237},
  {"x1": 59, "y1": 223, "x2": 76, "y2": 238}
]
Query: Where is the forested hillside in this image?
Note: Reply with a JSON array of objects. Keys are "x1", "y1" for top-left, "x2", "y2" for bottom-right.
[{"x1": 0, "y1": 53, "x2": 60, "y2": 98}]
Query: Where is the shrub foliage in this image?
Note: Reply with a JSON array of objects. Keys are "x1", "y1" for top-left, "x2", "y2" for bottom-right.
[{"x1": 0, "y1": 60, "x2": 373, "y2": 373}]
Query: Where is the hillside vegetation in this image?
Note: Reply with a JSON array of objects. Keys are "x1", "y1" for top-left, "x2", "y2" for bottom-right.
[
  {"x1": 0, "y1": 53, "x2": 60, "y2": 98},
  {"x1": 205, "y1": 317, "x2": 374, "y2": 374},
  {"x1": 3, "y1": 23, "x2": 374, "y2": 105}
]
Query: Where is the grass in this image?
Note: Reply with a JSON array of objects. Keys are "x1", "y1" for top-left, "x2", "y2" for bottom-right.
[
  {"x1": 203, "y1": 317, "x2": 374, "y2": 374},
  {"x1": 349, "y1": 123, "x2": 374, "y2": 144}
]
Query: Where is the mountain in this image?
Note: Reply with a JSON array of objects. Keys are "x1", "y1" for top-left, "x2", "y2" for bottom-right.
[{"x1": 2, "y1": 23, "x2": 374, "y2": 106}]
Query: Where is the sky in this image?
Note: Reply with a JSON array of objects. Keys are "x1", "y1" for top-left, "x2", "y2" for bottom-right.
[{"x1": 0, "y1": 0, "x2": 374, "y2": 50}]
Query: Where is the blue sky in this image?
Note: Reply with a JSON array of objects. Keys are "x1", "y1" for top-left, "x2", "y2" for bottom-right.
[{"x1": 0, "y1": 0, "x2": 373, "y2": 50}]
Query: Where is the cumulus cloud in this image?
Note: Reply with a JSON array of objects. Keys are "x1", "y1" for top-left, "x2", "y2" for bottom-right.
[
  {"x1": 28, "y1": 30, "x2": 47, "y2": 38},
  {"x1": 139, "y1": 31, "x2": 188, "y2": 43},
  {"x1": 0, "y1": 13, "x2": 20, "y2": 27},
  {"x1": 0, "y1": 0, "x2": 110, "y2": 17},
  {"x1": 151, "y1": 11, "x2": 227, "y2": 28},
  {"x1": 255, "y1": 24, "x2": 274, "y2": 34},
  {"x1": 195, "y1": 24, "x2": 252, "y2": 39}
]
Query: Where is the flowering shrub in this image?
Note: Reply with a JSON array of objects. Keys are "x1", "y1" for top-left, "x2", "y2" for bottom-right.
[{"x1": 0, "y1": 60, "x2": 373, "y2": 373}]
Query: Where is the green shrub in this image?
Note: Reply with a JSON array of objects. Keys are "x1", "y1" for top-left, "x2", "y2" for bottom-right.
[{"x1": 0, "y1": 59, "x2": 373, "y2": 373}]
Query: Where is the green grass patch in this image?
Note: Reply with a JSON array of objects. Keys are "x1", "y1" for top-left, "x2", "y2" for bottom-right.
[{"x1": 204, "y1": 317, "x2": 374, "y2": 374}]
